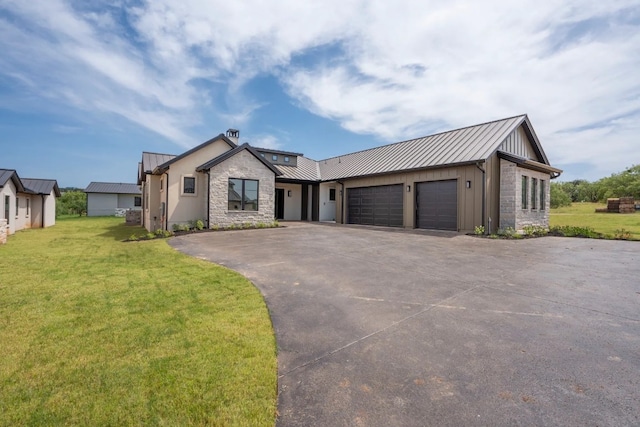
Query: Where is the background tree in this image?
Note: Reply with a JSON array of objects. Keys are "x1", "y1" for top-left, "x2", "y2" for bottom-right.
[
  {"x1": 550, "y1": 182, "x2": 572, "y2": 208},
  {"x1": 596, "y1": 165, "x2": 640, "y2": 200},
  {"x1": 56, "y1": 190, "x2": 87, "y2": 217}
]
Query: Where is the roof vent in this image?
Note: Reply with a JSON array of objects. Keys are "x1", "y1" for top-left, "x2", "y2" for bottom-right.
[{"x1": 226, "y1": 129, "x2": 239, "y2": 145}]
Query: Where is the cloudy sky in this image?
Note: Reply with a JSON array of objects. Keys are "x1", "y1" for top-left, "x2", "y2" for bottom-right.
[{"x1": 1, "y1": 0, "x2": 638, "y2": 187}]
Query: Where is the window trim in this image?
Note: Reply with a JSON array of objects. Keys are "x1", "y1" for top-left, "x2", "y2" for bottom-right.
[
  {"x1": 134, "y1": 196, "x2": 142, "y2": 207},
  {"x1": 228, "y1": 178, "x2": 259, "y2": 212},
  {"x1": 272, "y1": 154, "x2": 278, "y2": 161},
  {"x1": 181, "y1": 175, "x2": 197, "y2": 196}
]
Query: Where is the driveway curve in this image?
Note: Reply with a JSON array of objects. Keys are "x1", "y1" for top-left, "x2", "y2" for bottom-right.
[{"x1": 170, "y1": 222, "x2": 640, "y2": 427}]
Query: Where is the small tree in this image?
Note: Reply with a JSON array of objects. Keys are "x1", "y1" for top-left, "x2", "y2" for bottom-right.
[{"x1": 550, "y1": 183, "x2": 572, "y2": 208}]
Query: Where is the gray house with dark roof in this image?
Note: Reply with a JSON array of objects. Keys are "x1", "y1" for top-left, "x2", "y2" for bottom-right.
[
  {"x1": 84, "y1": 182, "x2": 141, "y2": 217},
  {"x1": 1, "y1": 169, "x2": 60, "y2": 237},
  {"x1": 138, "y1": 115, "x2": 561, "y2": 233}
]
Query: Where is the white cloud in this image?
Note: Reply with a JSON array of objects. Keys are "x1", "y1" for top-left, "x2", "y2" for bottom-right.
[{"x1": 0, "y1": 0, "x2": 638, "y2": 180}]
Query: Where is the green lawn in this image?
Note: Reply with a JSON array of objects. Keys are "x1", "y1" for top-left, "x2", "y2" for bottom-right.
[
  {"x1": 0, "y1": 217, "x2": 276, "y2": 426},
  {"x1": 551, "y1": 202, "x2": 640, "y2": 239}
]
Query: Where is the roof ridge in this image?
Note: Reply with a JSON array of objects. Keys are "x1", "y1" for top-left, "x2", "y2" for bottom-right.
[
  {"x1": 320, "y1": 114, "x2": 527, "y2": 162},
  {"x1": 142, "y1": 151, "x2": 177, "y2": 156}
]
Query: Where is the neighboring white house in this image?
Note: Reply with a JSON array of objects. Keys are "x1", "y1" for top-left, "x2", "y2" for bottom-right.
[
  {"x1": 84, "y1": 182, "x2": 141, "y2": 217},
  {"x1": 0, "y1": 169, "x2": 60, "y2": 236}
]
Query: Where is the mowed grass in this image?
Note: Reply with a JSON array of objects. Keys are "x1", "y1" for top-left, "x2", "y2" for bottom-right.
[
  {"x1": 0, "y1": 217, "x2": 276, "y2": 426},
  {"x1": 551, "y1": 202, "x2": 640, "y2": 239}
]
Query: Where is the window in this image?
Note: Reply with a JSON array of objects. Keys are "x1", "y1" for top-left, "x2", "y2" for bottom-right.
[
  {"x1": 284, "y1": 156, "x2": 290, "y2": 163},
  {"x1": 329, "y1": 188, "x2": 336, "y2": 201},
  {"x1": 134, "y1": 196, "x2": 142, "y2": 207},
  {"x1": 531, "y1": 178, "x2": 538, "y2": 210},
  {"x1": 183, "y1": 176, "x2": 196, "y2": 195},
  {"x1": 228, "y1": 178, "x2": 259, "y2": 211},
  {"x1": 272, "y1": 154, "x2": 278, "y2": 161},
  {"x1": 260, "y1": 153, "x2": 265, "y2": 157},
  {"x1": 15, "y1": 197, "x2": 19, "y2": 216},
  {"x1": 4, "y1": 195, "x2": 9, "y2": 224},
  {"x1": 521, "y1": 176, "x2": 528, "y2": 209},
  {"x1": 540, "y1": 180, "x2": 546, "y2": 210},
  {"x1": 160, "y1": 178, "x2": 163, "y2": 190},
  {"x1": 26, "y1": 199, "x2": 30, "y2": 216}
]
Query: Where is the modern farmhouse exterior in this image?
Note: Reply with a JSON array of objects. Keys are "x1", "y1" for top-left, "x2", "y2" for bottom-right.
[
  {"x1": 138, "y1": 115, "x2": 561, "y2": 234},
  {"x1": 0, "y1": 169, "x2": 60, "y2": 237},
  {"x1": 84, "y1": 182, "x2": 142, "y2": 216}
]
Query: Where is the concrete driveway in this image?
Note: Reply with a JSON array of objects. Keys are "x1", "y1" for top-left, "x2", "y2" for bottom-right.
[{"x1": 170, "y1": 223, "x2": 639, "y2": 427}]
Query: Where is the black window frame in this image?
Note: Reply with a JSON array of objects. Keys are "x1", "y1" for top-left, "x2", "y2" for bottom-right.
[
  {"x1": 531, "y1": 178, "x2": 538, "y2": 210},
  {"x1": 134, "y1": 196, "x2": 142, "y2": 207},
  {"x1": 15, "y1": 197, "x2": 18, "y2": 216},
  {"x1": 540, "y1": 180, "x2": 546, "y2": 210},
  {"x1": 228, "y1": 178, "x2": 259, "y2": 211},
  {"x1": 26, "y1": 198, "x2": 30, "y2": 216},
  {"x1": 521, "y1": 176, "x2": 528, "y2": 210},
  {"x1": 329, "y1": 188, "x2": 336, "y2": 201},
  {"x1": 183, "y1": 176, "x2": 196, "y2": 195}
]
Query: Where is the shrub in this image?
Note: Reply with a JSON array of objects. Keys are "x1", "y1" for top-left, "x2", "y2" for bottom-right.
[
  {"x1": 195, "y1": 219, "x2": 205, "y2": 230},
  {"x1": 474, "y1": 225, "x2": 485, "y2": 236},
  {"x1": 614, "y1": 228, "x2": 632, "y2": 240},
  {"x1": 128, "y1": 234, "x2": 139, "y2": 241},
  {"x1": 145, "y1": 232, "x2": 156, "y2": 240},
  {"x1": 549, "y1": 225, "x2": 604, "y2": 239},
  {"x1": 522, "y1": 225, "x2": 548, "y2": 237},
  {"x1": 497, "y1": 226, "x2": 515, "y2": 237}
]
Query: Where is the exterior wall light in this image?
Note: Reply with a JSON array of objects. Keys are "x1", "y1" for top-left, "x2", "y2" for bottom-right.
[
  {"x1": 406, "y1": 185, "x2": 411, "y2": 192},
  {"x1": 287, "y1": 190, "x2": 292, "y2": 197},
  {"x1": 466, "y1": 180, "x2": 471, "y2": 188}
]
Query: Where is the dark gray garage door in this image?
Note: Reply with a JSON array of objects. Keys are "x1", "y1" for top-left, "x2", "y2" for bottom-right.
[
  {"x1": 348, "y1": 184, "x2": 403, "y2": 227},
  {"x1": 416, "y1": 180, "x2": 457, "y2": 230}
]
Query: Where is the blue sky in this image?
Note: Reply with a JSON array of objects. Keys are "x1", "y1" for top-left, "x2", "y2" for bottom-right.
[{"x1": 1, "y1": 0, "x2": 638, "y2": 188}]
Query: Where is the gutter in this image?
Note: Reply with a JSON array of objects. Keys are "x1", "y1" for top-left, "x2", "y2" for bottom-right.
[{"x1": 41, "y1": 195, "x2": 45, "y2": 228}]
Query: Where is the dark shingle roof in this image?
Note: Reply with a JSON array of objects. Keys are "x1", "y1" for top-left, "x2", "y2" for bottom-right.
[
  {"x1": 0, "y1": 169, "x2": 26, "y2": 192},
  {"x1": 317, "y1": 115, "x2": 529, "y2": 181},
  {"x1": 22, "y1": 178, "x2": 61, "y2": 197},
  {"x1": 85, "y1": 182, "x2": 141, "y2": 194}
]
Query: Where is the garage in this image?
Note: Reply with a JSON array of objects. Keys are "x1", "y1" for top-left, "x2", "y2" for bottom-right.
[
  {"x1": 416, "y1": 180, "x2": 457, "y2": 230},
  {"x1": 348, "y1": 184, "x2": 403, "y2": 227}
]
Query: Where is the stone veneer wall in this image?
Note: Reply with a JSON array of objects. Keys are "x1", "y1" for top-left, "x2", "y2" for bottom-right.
[
  {"x1": 208, "y1": 150, "x2": 276, "y2": 227},
  {"x1": 499, "y1": 159, "x2": 551, "y2": 231},
  {"x1": 0, "y1": 219, "x2": 7, "y2": 244}
]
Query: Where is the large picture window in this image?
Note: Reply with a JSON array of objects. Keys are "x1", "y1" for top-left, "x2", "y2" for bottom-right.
[{"x1": 228, "y1": 179, "x2": 259, "y2": 211}]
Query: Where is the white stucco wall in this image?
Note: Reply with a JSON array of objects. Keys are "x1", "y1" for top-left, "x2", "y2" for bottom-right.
[
  {"x1": 87, "y1": 193, "x2": 118, "y2": 216},
  {"x1": 1, "y1": 182, "x2": 17, "y2": 234},
  {"x1": 43, "y1": 192, "x2": 56, "y2": 227},
  {"x1": 276, "y1": 183, "x2": 302, "y2": 220}
]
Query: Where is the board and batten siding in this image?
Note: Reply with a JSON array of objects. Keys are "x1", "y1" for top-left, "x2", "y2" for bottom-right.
[
  {"x1": 335, "y1": 164, "x2": 483, "y2": 233},
  {"x1": 498, "y1": 126, "x2": 536, "y2": 160}
]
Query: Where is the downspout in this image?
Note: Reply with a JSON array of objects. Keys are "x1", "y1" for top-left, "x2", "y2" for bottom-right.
[
  {"x1": 475, "y1": 161, "x2": 487, "y2": 234},
  {"x1": 206, "y1": 171, "x2": 211, "y2": 228},
  {"x1": 41, "y1": 195, "x2": 45, "y2": 228},
  {"x1": 165, "y1": 172, "x2": 169, "y2": 231},
  {"x1": 337, "y1": 180, "x2": 345, "y2": 224}
]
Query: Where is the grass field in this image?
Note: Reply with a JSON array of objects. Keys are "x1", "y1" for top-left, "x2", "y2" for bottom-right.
[
  {"x1": 0, "y1": 217, "x2": 276, "y2": 426},
  {"x1": 551, "y1": 202, "x2": 640, "y2": 239}
]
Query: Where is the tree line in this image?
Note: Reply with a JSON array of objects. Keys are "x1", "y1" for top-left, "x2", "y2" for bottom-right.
[
  {"x1": 551, "y1": 164, "x2": 640, "y2": 208},
  {"x1": 56, "y1": 188, "x2": 87, "y2": 217}
]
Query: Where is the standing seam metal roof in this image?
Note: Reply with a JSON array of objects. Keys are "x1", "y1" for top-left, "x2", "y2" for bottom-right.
[
  {"x1": 84, "y1": 182, "x2": 141, "y2": 194},
  {"x1": 316, "y1": 115, "x2": 527, "y2": 181},
  {"x1": 22, "y1": 179, "x2": 61, "y2": 196},
  {"x1": 142, "y1": 152, "x2": 176, "y2": 173}
]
